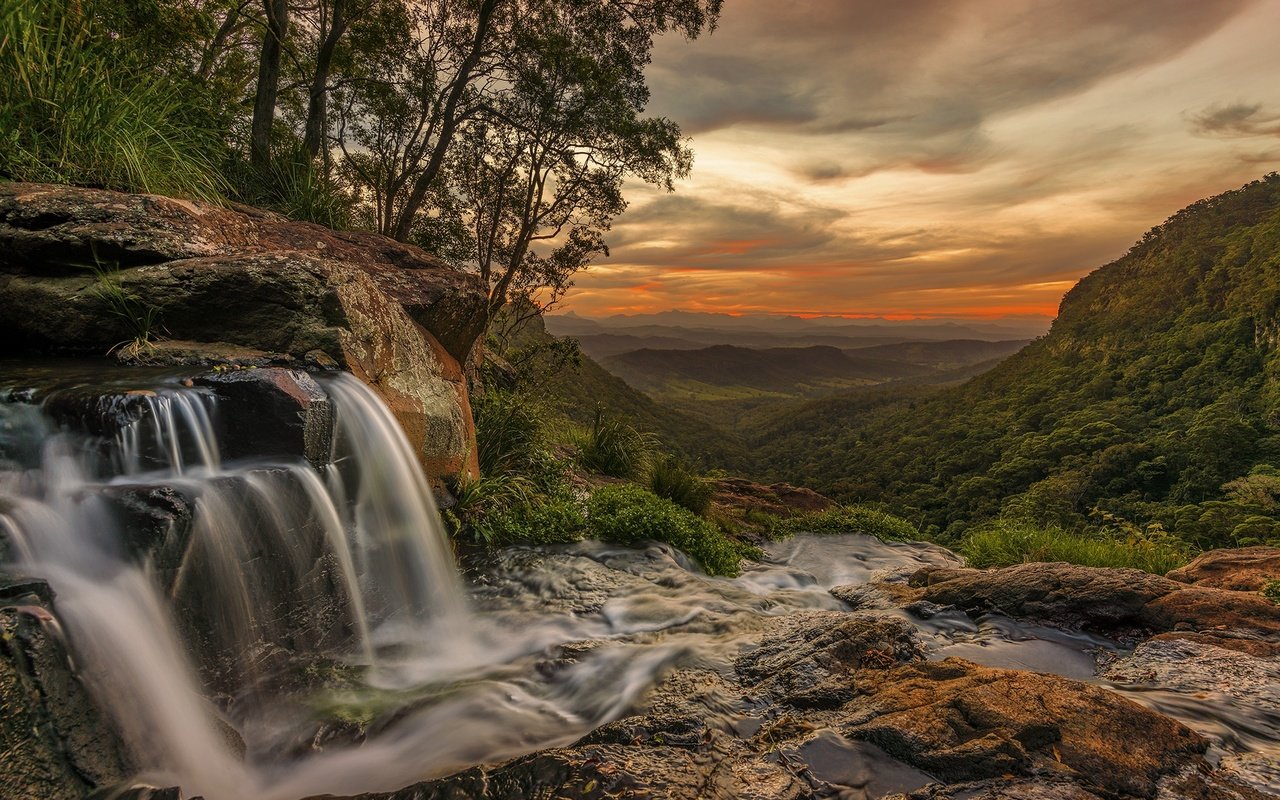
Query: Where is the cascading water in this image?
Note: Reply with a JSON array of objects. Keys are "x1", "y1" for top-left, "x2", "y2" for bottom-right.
[
  {"x1": 0, "y1": 368, "x2": 710, "y2": 798},
  {"x1": 2, "y1": 363, "x2": 1278, "y2": 799},
  {"x1": 0, "y1": 370, "x2": 487, "y2": 797}
]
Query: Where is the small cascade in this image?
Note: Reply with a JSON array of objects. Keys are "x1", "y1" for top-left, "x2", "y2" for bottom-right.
[
  {"x1": 113, "y1": 388, "x2": 222, "y2": 476},
  {"x1": 0, "y1": 368, "x2": 477, "y2": 797}
]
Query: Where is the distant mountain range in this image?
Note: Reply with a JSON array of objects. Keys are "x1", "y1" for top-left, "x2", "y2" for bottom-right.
[
  {"x1": 548, "y1": 310, "x2": 1051, "y2": 341},
  {"x1": 598, "y1": 340, "x2": 1029, "y2": 401}
]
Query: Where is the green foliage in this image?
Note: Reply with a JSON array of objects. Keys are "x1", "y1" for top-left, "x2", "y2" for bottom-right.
[
  {"x1": 445, "y1": 471, "x2": 537, "y2": 542},
  {"x1": 575, "y1": 406, "x2": 656, "y2": 479},
  {"x1": 471, "y1": 493, "x2": 588, "y2": 547},
  {"x1": 586, "y1": 484, "x2": 757, "y2": 577},
  {"x1": 648, "y1": 455, "x2": 713, "y2": 516},
  {"x1": 473, "y1": 389, "x2": 553, "y2": 480},
  {"x1": 739, "y1": 175, "x2": 1280, "y2": 552},
  {"x1": 1261, "y1": 578, "x2": 1280, "y2": 605},
  {"x1": 764, "y1": 505, "x2": 920, "y2": 542},
  {"x1": 232, "y1": 152, "x2": 354, "y2": 229},
  {"x1": 448, "y1": 386, "x2": 577, "y2": 542},
  {"x1": 961, "y1": 520, "x2": 1191, "y2": 575},
  {"x1": 0, "y1": 0, "x2": 226, "y2": 199}
]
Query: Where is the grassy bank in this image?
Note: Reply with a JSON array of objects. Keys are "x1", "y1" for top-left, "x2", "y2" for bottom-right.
[{"x1": 960, "y1": 520, "x2": 1191, "y2": 575}]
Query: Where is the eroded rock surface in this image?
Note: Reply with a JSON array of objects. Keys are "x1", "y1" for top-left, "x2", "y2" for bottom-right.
[
  {"x1": 910, "y1": 561, "x2": 1280, "y2": 655},
  {"x1": 325, "y1": 609, "x2": 1251, "y2": 800},
  {"x1": 1167, "y1": 546, "x2": 1280, "y2": 592},
  {"x1": 0, "y1": 183, "x2": 486, "y2": 481}
]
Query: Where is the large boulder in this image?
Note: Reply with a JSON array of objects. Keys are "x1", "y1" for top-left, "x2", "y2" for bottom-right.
[
  {"x1": 0, "y1": 183, "x2": 489, "y2": 482},
  {"x1": 909, "y1": 561, "x2": 1280, "y2": 656},
  {"x1": 843, "y1": 660, "x2": 1206, "y2": 799},
  {"x1": 1167, "y1": 546, "x2": 1280, "y2": 592}
]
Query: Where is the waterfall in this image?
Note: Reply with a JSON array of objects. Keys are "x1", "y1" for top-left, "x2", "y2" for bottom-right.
[{"x1": 0, "y1": 371, "x2": 474, "y2": 798}]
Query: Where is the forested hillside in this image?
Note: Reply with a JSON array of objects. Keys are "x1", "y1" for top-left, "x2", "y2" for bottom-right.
[
  {"x1": 747, "y1": 174, "x2": 1280, "y2": 548},
  {"x1": 602, "y1": 345, "x2": 932, "y2": 399},
  {"x1": 491, "y1": 314, "x2": 747, "y2": 468}
]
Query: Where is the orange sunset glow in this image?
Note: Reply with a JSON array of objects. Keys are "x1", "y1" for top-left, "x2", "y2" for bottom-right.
[{"x1": 561, "y1": 0, "x2": 1280, "y2": 321}]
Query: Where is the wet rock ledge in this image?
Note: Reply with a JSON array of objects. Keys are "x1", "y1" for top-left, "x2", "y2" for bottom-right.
[{"x1": 0, "y1": 182, "x2": 490, "y2": 481}]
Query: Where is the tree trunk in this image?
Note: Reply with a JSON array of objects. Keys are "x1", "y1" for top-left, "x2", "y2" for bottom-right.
[
  {"x1": 303, "y1": 0, "x2": 349, "y2": 159},
  {"x1": 250, "y1": 0, "x2": 290, "y2": 170},
  {"x1": 388, "y1": 0, "x2": 500, "y2": 241}
]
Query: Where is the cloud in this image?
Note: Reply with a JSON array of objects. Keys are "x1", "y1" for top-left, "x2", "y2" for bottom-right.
[
  {"x1": 564, "y1": 0, "x2": 1280, "y2": 318},
  {"x1": 1190, "y1": 102, "x2": 1280, "y2": 138},
  {"x1": 606, "y1": 192, "x2": 845, "y2": 269},
  {"x1": 647, "y1": 0, "x2": 1257, "y2": 178}
]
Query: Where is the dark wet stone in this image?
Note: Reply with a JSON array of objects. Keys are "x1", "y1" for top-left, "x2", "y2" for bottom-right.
[
  {"x1": 99, "y1": 484, "x2": 196, "y2": 575},
  {"x1": 0, "y1": 581, "x2": 132, "y2": 799},
  {"x1": 736, "y1": 612, "x2": 923, "y2": 708},
  {"x1": 195, "y1": 367, "x2": 332, "y2": 465},
  {"x1": 41, "y1": 386, "x2": 157, "y2": 438},
  {"x1": 786, "y1": 730, "x2": 935, "y2": 797},
  {"x1": 0, "y1": 573, "x2": 54, "y2": 604}
]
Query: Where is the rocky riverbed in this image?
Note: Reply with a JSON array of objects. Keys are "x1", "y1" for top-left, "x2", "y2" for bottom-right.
[
  {"x1": 6, "y1": 517, "x2": 1280, "y2": 799},
  {"x1": 270, "y1": 539, "x2": 1275, "y2": 800}
]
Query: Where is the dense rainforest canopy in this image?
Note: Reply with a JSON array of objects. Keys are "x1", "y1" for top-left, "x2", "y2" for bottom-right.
[{"x1": 742, "y1": 174, "x2": 1280, "y2": 550}]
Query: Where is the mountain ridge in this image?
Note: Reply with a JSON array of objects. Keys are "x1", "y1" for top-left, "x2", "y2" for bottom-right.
[{"x1": 742, "y1": 173, "x2": 1280, "y2": 546}]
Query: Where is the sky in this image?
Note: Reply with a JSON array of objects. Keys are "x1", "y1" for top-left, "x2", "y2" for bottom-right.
[{"x1": 559, "y1": 0, "x2": 1280, "y2": 320}]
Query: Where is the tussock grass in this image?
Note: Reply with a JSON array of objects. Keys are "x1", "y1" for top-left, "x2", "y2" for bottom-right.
[
  {"x1": 575, "y1": 406, "x2": 656, "y2": 479},
  {"x1": 648, "y1": 455, "x2": 713, "y2": 516},
  {"x1": 0, "y1": 1, "x2": 225, "y2": 199},
  {"x1": 961, "y1": 521, "x2": 1191, "y2": 575}
]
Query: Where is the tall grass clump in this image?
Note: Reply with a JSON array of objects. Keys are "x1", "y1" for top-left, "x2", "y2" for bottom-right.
[
  {"x1": 447, "y1": 388, "x2": 580, "y2": 543},
  {"x1": 575, "y1": 406, "x2": 655, "y2": 479},
  {"x1": 587, "y1": 484, "x2": 759, "y2": 577},
  {"x1": 961, "y1": 520, "x2": 1191, "y2": 575},
  {"x1": 87, "y1": 258, "x2": 162, "y2": 356},
  {"x1": 0, "y1": 0, "x2": 225, "y2": 200},
  {"x1": 231, "y1": 150, "x2": 354, "y2": 229},
  {"x1": 649, "y1": 455, "x2": 713, "y2": 516}
]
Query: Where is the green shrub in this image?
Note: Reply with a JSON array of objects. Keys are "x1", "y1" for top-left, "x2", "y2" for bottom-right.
[
  {"x1": 649, "y1": 455, "x2": 713, "y2": 516},
  {"x1": 587, "y1": 484, "x2": 758, "y2": 577},
  {"x1": 444, "y1": 472, "x2": 536, "y2": 541},
  {"x1": 576, "y1": 407, "x2": 655, "y2": 479},
  {"x1": 472, "y1": 494, "x2": 588, "y2": 547},
  {"x1": 764, "y1": 505, "x2": 920, "y2": 541},
  {"x1": 0, "y1": 0, "x2": 226, "y2": 199},
  {"x1": 961, "y1": 520, "x2": 1191, "y2": 574},
  {"x1": 1262, "y1": 578, "x2": 1280, "y2": 605}
]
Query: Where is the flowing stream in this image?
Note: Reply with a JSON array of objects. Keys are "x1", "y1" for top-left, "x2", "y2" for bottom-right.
[{"x1": 1, "y1": 364, "x2": 1277, "y2": 798}]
